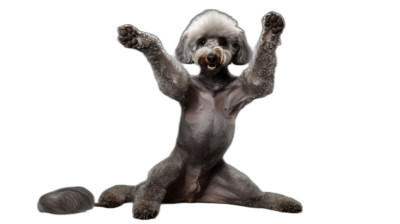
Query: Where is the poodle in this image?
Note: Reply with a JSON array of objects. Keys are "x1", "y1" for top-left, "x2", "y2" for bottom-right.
[{"x1": 38, "y1": 10, "x2": 302, "y2": 219}]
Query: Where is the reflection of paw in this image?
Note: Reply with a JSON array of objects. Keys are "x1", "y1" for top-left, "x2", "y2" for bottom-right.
[
  {"x1": 279, "y1": 198, "x2": 302, "y2": 213},
  {"x1": 95, "y1": 187, "x2": 126, "y2": 208},
  {"x1": 263, "y1": 12, "x2": 285, "y2": 35},
  {"x1": 118, "y1": 24, "x2": 139, "y2": 48},
  {"x1": 133, "y1": 200, "x2": 160, "y2": 219}
]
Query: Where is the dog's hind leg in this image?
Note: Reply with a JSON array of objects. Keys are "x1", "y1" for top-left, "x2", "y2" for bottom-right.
[
  {"x1": 196, "y1": 163, "x2": 302, "y2": 213},
  {"x1": 132, "y1": 154, "x2": 183, "y2": 219},
  {"x1": 95, "y1": 183, "x2": 144, "y2": 208}
]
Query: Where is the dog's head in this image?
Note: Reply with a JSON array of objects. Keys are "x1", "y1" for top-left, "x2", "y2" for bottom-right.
[{"x1": 176, "y1": 10, "x2": 251, "y2": 74}]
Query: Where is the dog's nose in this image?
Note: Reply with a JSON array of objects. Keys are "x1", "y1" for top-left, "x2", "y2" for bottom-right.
[{"x1": 207, "y1": 53, "x2": 217, "y2": 63}]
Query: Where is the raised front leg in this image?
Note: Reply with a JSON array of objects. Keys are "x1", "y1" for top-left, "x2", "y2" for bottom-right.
[
  {"x1": 117, "y1": 25, "x2": 190, "y2": 102},
  {"x1": 239, "y1": 12, "x2": 285, "y2": 99}
]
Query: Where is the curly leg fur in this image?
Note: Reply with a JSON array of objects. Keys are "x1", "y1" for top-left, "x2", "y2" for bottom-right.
[
  {"x1": 118, "y1": 25, "x2": 189, "y2": 102},
  {"x1": 237, "y1": 192, "x2": 302, "y2": 213},
  {"x1": 240, "y1": 12, "x2": 285, "y2": 99},
  {"x1": 249, "y1": 192, "x2": 303, "y2": 213},
  {"x1": 133, "y1": 155, "x2": 183, "y2": 219},
  {"x1": 95, "y1": 184, "x2": 143, "y2": 208}
]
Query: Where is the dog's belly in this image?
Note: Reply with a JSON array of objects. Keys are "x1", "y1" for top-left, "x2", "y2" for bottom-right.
[
  {"x1": 163, "y1": 161, "x2": 226, "y2": 203},
  {"x1": 163, "y1": 165, "x2": 204, "y2": 203}
]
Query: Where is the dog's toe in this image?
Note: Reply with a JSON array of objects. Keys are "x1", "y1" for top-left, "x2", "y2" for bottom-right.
[
  {"x1": 118, "y1": 24, "x2": 139, "y2": 48},
  {"x1": 264, "y1": 12, "x2": 284, "y2": 34}
]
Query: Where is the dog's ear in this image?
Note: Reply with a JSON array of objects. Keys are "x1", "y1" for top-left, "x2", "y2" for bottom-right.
[
  {"x1": 232, "y1": 32, "x2": 251, "y2": 65},
  {"x1": 175, "y1": 33, "x2": 194, "y2": 64}
]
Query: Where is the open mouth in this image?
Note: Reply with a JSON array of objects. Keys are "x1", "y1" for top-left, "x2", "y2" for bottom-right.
[{"x1": 207, "y1": 63, "x2": 217, "y2": 70}]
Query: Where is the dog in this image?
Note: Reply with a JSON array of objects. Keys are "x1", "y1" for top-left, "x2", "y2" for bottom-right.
[{"x1": 38, "y1": 10, "x2": 302, "y2": 219}]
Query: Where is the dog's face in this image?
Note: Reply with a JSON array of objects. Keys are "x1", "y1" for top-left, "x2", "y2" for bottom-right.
[
  {"x1": 176, "y1": 10, "x2": 252, "y2": 74},
  {"x1": 192, "y1": 37, "x2": 234, "y2": 74}
]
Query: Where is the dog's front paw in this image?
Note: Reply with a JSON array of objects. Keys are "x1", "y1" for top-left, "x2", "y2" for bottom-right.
[
  {"x1": 118, "y1": 24, "x2": 139, "y2": 48},
  {"x1": 133, "y1": 200, "x2": 160, "y2": 219},
  {"x1": 263, "y1": 12, "x2": 285, "y2": 35}
]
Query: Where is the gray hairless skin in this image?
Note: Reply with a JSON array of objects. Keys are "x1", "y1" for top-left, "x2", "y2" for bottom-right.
[{"x1": 95, "y1": 11, "x2": 302, "y2": 219}]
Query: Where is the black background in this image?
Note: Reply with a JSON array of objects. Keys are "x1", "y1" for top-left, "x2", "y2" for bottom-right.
[{"x1": 25, "y1": 1, "x2": 335, "y2": 223}]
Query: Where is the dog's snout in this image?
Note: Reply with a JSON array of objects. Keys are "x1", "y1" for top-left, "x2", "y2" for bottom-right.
[{"x1": 207, "y1": 53, "x2": 217, "y2": 63}]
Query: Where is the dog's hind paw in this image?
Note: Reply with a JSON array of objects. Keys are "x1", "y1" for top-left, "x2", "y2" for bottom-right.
[
  {"x1": 278, "y1": 198, "x2": 302, "y2": 213},
  {"x1": 118, "y1": 24, "x2": 139, "y2": 48},
  {"x1": 263, "y1": 12, "x2": 285, "y2": 35},
  {"x1": 133, "y1": 200, "x2": 160, "y2": 219},
  {"x1": 95, "y1": 186, "x2": 127, "y2": 208}
]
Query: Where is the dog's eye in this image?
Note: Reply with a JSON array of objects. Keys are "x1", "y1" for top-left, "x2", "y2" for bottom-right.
[
  {"x1": 199, "y1": 39, "x2": 206, "y2": 46},
  {"x1": 220, "y1": 40, "x2": 227, "y2": 46}
]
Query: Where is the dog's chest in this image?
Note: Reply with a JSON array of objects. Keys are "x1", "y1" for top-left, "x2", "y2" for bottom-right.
[{"x1": 184, "y1": 85, "x2": 248, "y2": 124}]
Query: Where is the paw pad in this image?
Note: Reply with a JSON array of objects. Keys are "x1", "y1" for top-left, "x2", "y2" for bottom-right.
[
  {"x1": 118, "y1": 24, "x2": 139, "y2": 48},
  {"x1": 264, "y1": 12, "x2": 284, "y2": 34}
]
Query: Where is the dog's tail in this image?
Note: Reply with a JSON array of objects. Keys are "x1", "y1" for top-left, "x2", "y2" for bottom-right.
[{"x1": 38, "y1": 186, "x2": 94, "y2": 214}]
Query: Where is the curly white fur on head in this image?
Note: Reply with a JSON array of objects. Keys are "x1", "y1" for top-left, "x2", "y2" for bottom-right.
[{"x1": 176, "y1": 10, "x2": 251, "y2": 66}]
